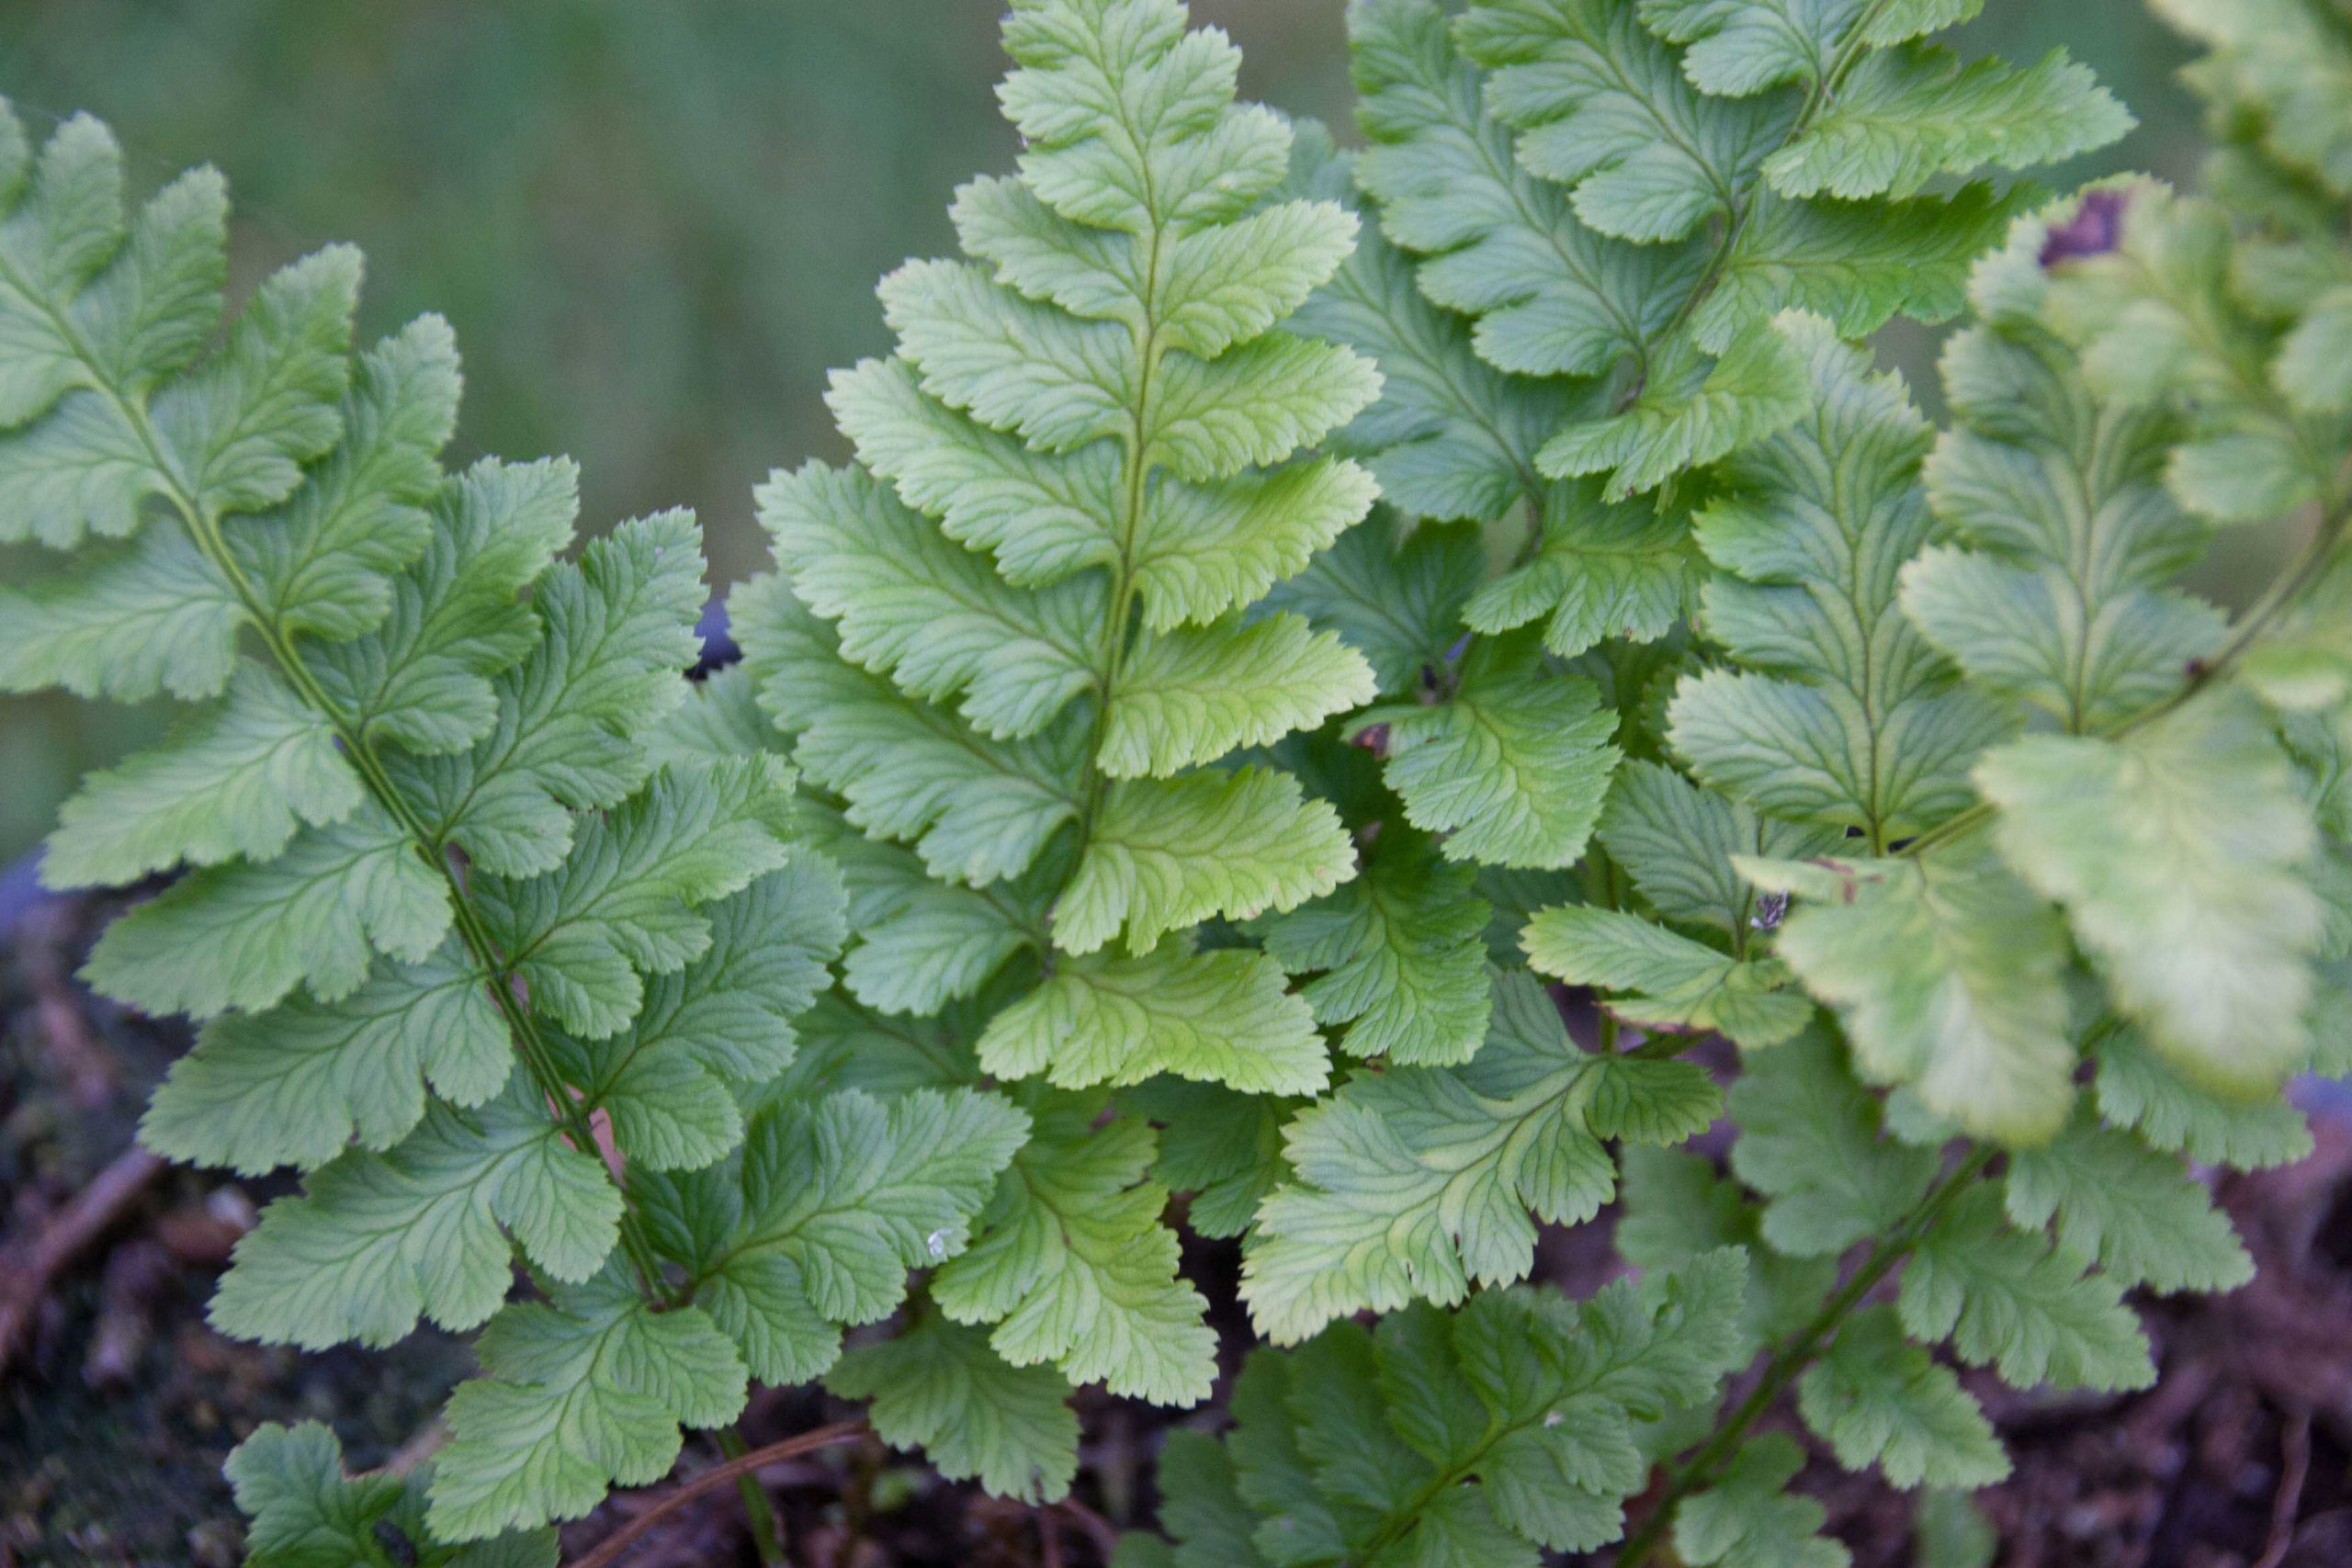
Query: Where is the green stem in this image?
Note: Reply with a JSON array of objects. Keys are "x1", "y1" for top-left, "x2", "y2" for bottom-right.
[
  {"x1": 715, "y1": 1427, "x2": 789, "y2": 1566},
  {"x1": 1614, "y1": 1146, "x2": 1996, "y2": 1568}
]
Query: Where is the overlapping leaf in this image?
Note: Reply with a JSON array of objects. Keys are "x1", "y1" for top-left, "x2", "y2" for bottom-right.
[
  {"x1": 1151, "y1": 1254, "x2": 1747, "y2": 1566},
  {"x1": 1243, "y1": 971, "x2": 1716, "y2": 1341}
]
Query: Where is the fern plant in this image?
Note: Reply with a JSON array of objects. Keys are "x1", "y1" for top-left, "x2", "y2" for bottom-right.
[
  {"x1": 0, "y1": 98, "x2": 872, "y2": 1555},
  {"x1": 726, "y1": 0, "x2": 1390, "y2": 1477},
  {"x1": 8, "y1": 0, "x2": 2352, "y2": 1563},
  {"x1": 1118, "y1": 1, "x2": 2352, "y2": 1562}
]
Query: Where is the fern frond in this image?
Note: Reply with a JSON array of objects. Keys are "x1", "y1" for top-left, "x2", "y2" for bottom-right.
[
  {"x1": 1153, "y1": 1253, "x2": 1748, "y2": 1565},
  {"x1": 428, "y1": 1273, "x2": 750, "y2": 1540},
  {"x1": 1240, "y1": 970, "x2": 1715, "y2": 1341},
  {"x1": 641, "y1": 1088, "x2": 1028, "y2": 1389},
  {"x1": 1253, "y1": 826, "x2": 1493, "y2": 1066},
  {"x1": 2149, "y1": 0, "x2": 2352, "y2": 223},
  {"x1": 933, "y1": 1092, "x2": 1219, "y2": 1404},
  {"x1": 1522, "y1": 901, "x2": 1811, "y2": 1049},
  {"x1": 1346, "y1": 0, "x2": 2126, "y2": 501},
  {"x1": 1795, "y1": 1307, "x2": 2007, "y2": 1491},
  {"x1": 1667, "y1": 312, "x2": 2008, "y2": 846},
  {"x1": 2004, "y1": 1111, "x2": 2252, "y2": 1293},
  {"x1": 1979, "y1": 693, "x2": 2321, "y2": 1093},
  {"x1": 2041, "y1": 182, "x2": 2349, "y2": 524},
  {"x1": 728, "y1": 0, "x2": 1402, "y2": 1439},
  {"x1": 1725, "y1": 1030, "x2": 1938, "y2": 1258},
  {"x1": 1898, "y1": 1183, "x2": 2154, "y2": 1393},
  {"x1": 0, "y1": 97, "x2": 856, "y2": 1542},
  {"x1": 228, "y1": 1421, "x2": 556, "y2": 1568},
  {"x1": 1357, "y1": 630, "x2": 1622, "y2": 869},
  {"x1": 1672, "y1": 1433, "x2": 1848, "y2": 1568},
  {"x1": 827, "y1": 1314, "x2": 1080, "y2": 1504},
  {"x1": 1903, "y1": 196, "x2": 2225, "y2": 733}
]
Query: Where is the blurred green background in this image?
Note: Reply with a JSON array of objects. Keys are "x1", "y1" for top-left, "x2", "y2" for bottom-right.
[{"x1": 0, "y1": 0, "x2": 2200, "y2": 863}]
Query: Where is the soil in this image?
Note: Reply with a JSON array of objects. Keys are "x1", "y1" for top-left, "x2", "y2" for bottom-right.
[{"x1": 3, "y1": 885, "x2": 2348, "y2": 1568}]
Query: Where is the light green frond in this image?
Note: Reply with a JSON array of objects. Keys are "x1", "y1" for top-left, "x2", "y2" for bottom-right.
[
  {"x1": 307, "y1": 457, "x2": 581, "y2": 758},
  {"x1": 1668, "y1": 312, "x2": 2008, "y2": 845},
  {"x1": 0, "y1": 96, "x2": 837, "y2": 1551},
  {"x1": 1056, "y1": 767, "x2": 1354, "y2": 955},
  {"x1": 1344, "y1": 0, "x2": 2122, "y2": 503},
  {"x1": 1689, "y1": 183, "x2": 2026, "y2": 352},
  {"x1": 212, "y1": 1077, "x2": 623, "y2": 1350},
  {"x1": 1618, "y1": 1146, "x2": 1836, "y2": 1350},
  {"x1": 2147, "y1": 0, "x2": 2352, "y2": 203},
  {"x1": 1254, "y1": 829, "x2": 1493, "y2": 1065},
  {"x1": 828, "y1": 1314, "x2": 1080, "y2": 1505},
  {"x1": 44, "y1": 660, "x2": 359, "y2": 888},
  {"x1": 84, "y1": 800, "x2": 443, "y2": 1019},
  {"x1": 826, "y1": 353, "x2": 1124, "y2": 589},
  {"x1": 738, "y1": 575, "x2": 1083, "y2": 888},
  {"x1": 1905, "y1": 196, "x2": 2224, "y2": 733},
  {"x1": 977, "y1": 940, "x2": 1327, "y2": 1095},
  {"x1": 1763, "y1": 48, "x2": 2130, "y2": 201},
  {"x1": 1363, "y1": 632, "x2": 1621, "y2": 869},
  {"x1": 556, "y1": 862, "x2": 845, "y2": 1172},
  {"x1": 1000, "y1": 0, "x2": 1293, "y2": 238},
  {"x1": 833, "y1": 848, "x2": 1038, "y2": 1018},
  {"x1": 474, "y1": 758, "x2": 797, "y2": 1040},
  {"x1": 2274, "y1": 284, "x2": 2352, "y2": 414},
  {"x1": 1464, "y1": 481, "x2": 1706, "y2": 659},
  {"x1": 1638, "y1": 0, "x2": 1981, "y2": 97},
  {"x1": 427, "y1": 1274, "x2": 749, "y2": 1540},
  {"x1": 1127, "y1": 459, "x2": 1380, "y2": 630},
  {"x1": 1102, "y1": 614, "x2": 1375, "y2": 779},
  {"x1": 140, "y1": 944, "x2": 503, "y2": 1177},
  {"x1": 933, "y1": 1095, "x2": 1217, "y2": 1405},
  {"x1": 760, "y1": 459, "x2": 1101, "y2": 740},
  {"x1": 0, "y1": 162, "x2": 347, "y2": 545},
  {"x1": 1978, "y1": 692, "x2": 2322, "y2": 1093},
  {"x1": 0, "y1": 313, "x2": 457, "y2": 706},
  {"x1": 2041, "y1": 183, "x2": 2346, "y2": 523},
  {"x1": 151, "y1": 243, "x2": 363, "y2": 520},
  {"x1": 397, "y1": 509, "x2": 707, "y2": 879},
  {"x1": 1243, "y1": 971, "x2": 1713, "y2": 1341},
  {"x1": 231, "y1": 315, "x2": 460, "y2": 645},
  {"x1": 0, "y1": 123, "x2": 220, "y2": 418},
  {"x1": 1534, "y1": 318, "x2": 1810, "y2": 497},
  {"x1": 0, "y1": 523, "x2": 236, "y2": 701},
  {"x1": 1745, "y1": 844, "x2": 2075, "y2": 1143}
]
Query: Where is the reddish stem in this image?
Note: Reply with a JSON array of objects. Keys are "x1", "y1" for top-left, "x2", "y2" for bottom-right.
[{"x1": 567, "y1": 1420, "x2": 868, "y2": 1568}]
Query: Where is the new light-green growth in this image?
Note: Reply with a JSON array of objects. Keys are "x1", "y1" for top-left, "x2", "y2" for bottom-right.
[{"x1": 6, "y1": 0, "x2": 2352, "y2": 1562}]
